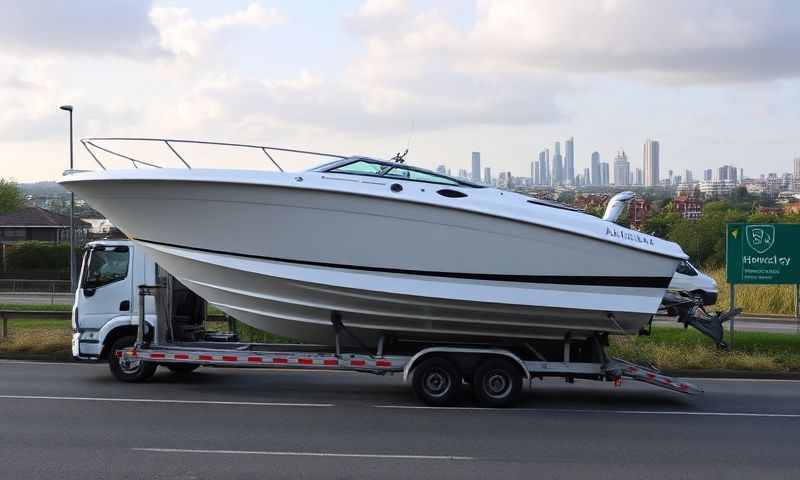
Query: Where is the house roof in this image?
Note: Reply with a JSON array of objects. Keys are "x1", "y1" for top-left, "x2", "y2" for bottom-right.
[{"x1": 0, "y1": 206, "x2": 90, "y2": 228}]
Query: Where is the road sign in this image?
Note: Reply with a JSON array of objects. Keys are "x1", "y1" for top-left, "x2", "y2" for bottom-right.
[{"x1": 726, "y1": 223, "x2": 800, "y2": 284}]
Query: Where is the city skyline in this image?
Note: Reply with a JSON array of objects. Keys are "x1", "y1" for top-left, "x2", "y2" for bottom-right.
[{"x1": 1, "y1": 1, "x2": 800, "y2": 182}]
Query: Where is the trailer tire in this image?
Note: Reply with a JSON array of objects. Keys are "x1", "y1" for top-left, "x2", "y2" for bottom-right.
[
  {"x1": 411, "y1": 356, "x2": 461, "y2": 406},
  {"x1": 166, "y1": 364, "x2": 200, "y2": 374},
  {"x1": 472, "y1": 358, "x2": 522, "y2": 408},
  {"x1": 108, "y1": 336, "x2": 157, "y2": 383}
]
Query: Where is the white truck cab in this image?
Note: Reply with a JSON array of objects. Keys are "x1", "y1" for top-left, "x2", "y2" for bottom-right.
[{"x1": 71, "y1": 240, "x2": 157, "y2": 360}]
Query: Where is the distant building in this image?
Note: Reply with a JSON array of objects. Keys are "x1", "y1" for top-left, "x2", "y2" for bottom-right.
[
  {"x1": 436, "y1": 165, "x2": 447, "y2": 175},
  {"x1": 718, "y1": 165, "x2": 738, "y2": 183},
  {"x1": 627, "y1": 196, "x2": 651, "y2": 230},
  {"x1": 484, "y1": 166, "x2": 491, "y2": 185},
  {"x1": 471, "y1": 152, "x2": 481, "y2": 183},
  {"x1": 0, "y1": 207, "x2": 90, "y2": 245},
  {"x1": 538, "y1": 149, "x2": 550, "y2": 185},
  {"x1": 564, "y1": 137, "x2": 575, "y2": 184},
  {"x1": 684, "y1": 169, "x2": 693, "y2": 184},
  {"x1": 673, "y1": 195, "x2": 703, "y2": 220},
  {"x1": 532, "y1": 161, "x2": 539, "y2": 185},
  {"x1": 583, "y1": 168, "x2": 590, "y2": 187},
  {"x1": 700, "y1": 180, "x2": 736, "y2": 196},
  {"x1": 704, "y1": 169, "x2": 713, "y2": 181},
  {"x1": 552, "y1": 142, "x2": 563, "y2": 185},
  {"x1": 634, "y1": 168, "x2": 643, "y2": 186},
  {"x1": 591, "y1": 152, "x2": 601, "y2": 186},
  {"x1": 613, "y1": 150, "x2": 630, "y2": 186},
  {"x1": 600, "y1": 162, "x2": 610, "y2": 186},
  {"x1": 794, "y1": 157, "x2": 800, "y2": 192},
  {"x1": 643, "y1": 139, "x2": 660, "y2": 186}
]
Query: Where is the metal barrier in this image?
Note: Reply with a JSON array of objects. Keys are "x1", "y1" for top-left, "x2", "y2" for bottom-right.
[{"x1": 0, "y1": 279, "x2": 71, "y2": 293}]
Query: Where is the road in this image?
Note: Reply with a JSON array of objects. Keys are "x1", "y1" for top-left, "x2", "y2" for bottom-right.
[
  {"x1": 655, "y1": 315, "x2": 800, "y2": 334},
  {"x1": 1, "y1": 360, "x2": 799, "y2": 479}
]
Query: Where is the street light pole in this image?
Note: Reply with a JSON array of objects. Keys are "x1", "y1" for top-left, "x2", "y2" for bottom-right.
[{"x1": 60, "y1": 105, "x2": 75, "y2": 292}]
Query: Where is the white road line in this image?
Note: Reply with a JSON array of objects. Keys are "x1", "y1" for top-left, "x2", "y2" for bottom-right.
[
  {"x1": 0, "y1": 395, "x2": 332, "y2": 408},
  {"x1": 373, "y1": 405, "x2": 800, "y2": 418},
  {"x1": 133, "y1": 448, "x2": 474, "y2": 461}
]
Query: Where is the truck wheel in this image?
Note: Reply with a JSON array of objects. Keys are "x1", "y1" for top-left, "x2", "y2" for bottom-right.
[
  {"x1": 108, "y1": 336, "x2": 157, "y2": 383},
  {"x1": 166, "y1": 364, "x2": 200, "y2": 374},
  {"x1": 412, "y1": 356, "x2": 461, "y2": 406},
  {"x1": 472, "y1": 358, "x2": 522, "y2": 408}
]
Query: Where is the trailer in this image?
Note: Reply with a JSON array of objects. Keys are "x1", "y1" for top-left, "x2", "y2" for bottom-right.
[{"x1": 110, "y1": 272, "x2": 703, "y2": 408}]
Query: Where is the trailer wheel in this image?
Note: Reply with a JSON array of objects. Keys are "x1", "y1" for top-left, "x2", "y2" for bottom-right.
[
  {"x1": 411, "y1": 356, "x2": 461, "y2": 406},
  {"x1": 108, "y1": 336, "x2": 157, "y2": 383},
  {"x1": 166, "y1": 364, "x2": 200, "y2": 374},
  {"x1": 472, "y1": 358, "x2": 522, "y2": 408}
]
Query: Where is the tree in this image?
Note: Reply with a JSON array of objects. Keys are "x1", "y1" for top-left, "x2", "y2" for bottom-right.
[{"x1": 0, "y1": 178, "x2": 22, "y2": 213}]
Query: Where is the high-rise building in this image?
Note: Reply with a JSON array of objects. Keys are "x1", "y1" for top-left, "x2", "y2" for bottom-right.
[
  {"x1": 471, "y1": 152, "x2": 481, "y2": 183},
  {"x1": 613, "y1": 150, "x2": 631, "y2": 186},
  {"x1": 794, "y1": 157, "x2": 800, "y2": 192},
  {"x1": 591, "y1": 151, "x2": 601, "y2": 186},
  {"x1": 739, "y1": 168, "x2": 744, "y2": 183},
  {"x1": 704, "y1": 169, "x2": 713, "y2": 181},
  {"x1": 684, "y1": 169, "x2": 693, "y2": 184},
  {"x1": 436, "y1": 165, "x2": 447, "y2": 175},
  {"x1": 564, "y1": 137, "x2": 575, "y2": 185},
  {"x1": 718, "y1": 165, "x2": 737, "y2": 183},
  {"x1": 484, "y1": 166, "x2": 491, "y2": 185},
  {"x1": 552, "y1": 142, "x2": 563, "y2": 185},
  {"x1": 643, "y1": 139, "x2": 660, "y2": 186},
  {"x1": 531, "y1": 161, "x2": 538, "y2": 185},
  {"x1": 600, "y1": 162, "x2": 610, "y2": 186},
  {"x1": 539, "y1": 149, "x2": 550, "y2": 185},
  {"x1": 583, "y1": 167, "x2": 590, "y2": 186},
  {"x1": 634, "y1": 168, "x2": 643, "y2": 185}
]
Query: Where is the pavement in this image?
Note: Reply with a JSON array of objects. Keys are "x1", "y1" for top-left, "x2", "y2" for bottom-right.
[{"x1": 1, "y1": 360, "x2": 799, "y2": 479}]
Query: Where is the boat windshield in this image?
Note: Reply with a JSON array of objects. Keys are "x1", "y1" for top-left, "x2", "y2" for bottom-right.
[{"x1": 316, "y1": 158, "x2": 482, "y2": 187}]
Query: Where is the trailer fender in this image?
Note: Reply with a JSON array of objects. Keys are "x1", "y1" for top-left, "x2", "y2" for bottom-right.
[{"x1": 403, "y1": 347, "x2": 530, "y2": 382}]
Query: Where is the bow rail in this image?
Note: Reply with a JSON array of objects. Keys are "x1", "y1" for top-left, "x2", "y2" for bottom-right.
[{"x1": 80, "y1": 137, "x2": 349, "y2": 172}]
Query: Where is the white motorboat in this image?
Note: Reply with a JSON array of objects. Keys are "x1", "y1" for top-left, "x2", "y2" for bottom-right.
[{"x1": 60, "y1": 138, "x2": 687, "y2": 346}]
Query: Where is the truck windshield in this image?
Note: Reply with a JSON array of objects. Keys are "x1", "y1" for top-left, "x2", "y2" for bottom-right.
[{"x1": 83, "y1": 246, "x2": 130, "y2": 289}]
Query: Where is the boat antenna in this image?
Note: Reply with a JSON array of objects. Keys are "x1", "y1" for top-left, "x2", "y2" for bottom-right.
[{"x1": 391, "y1": 148, "x2": 408, "y2": 164}]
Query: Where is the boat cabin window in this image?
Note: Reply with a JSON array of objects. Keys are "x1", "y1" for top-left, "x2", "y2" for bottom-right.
[
  {"x1": 82, "y1": 246, "x2": 130, "y2": 290},
  {"x1": 326, "y1": 159, "x2": 468, "y2": 187}
]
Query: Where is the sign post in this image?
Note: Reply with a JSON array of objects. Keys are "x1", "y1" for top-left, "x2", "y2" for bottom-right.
[{"x1": 726, "y1": 223, "x2": 800, "y2": 349}]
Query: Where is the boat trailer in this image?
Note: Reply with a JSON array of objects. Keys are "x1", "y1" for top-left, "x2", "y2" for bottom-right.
[{"x1": 114, "y1": 283, "x2": 703, "y2": 408}]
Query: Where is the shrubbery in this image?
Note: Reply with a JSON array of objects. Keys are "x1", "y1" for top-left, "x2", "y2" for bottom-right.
[{"x1": 5, "y1": 241, "x2": 74, "y2": 271}]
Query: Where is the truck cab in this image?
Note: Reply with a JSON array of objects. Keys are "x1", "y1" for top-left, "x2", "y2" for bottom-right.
[{"x1": 71, "y1": 240, "x2": 157, "y2": 360}]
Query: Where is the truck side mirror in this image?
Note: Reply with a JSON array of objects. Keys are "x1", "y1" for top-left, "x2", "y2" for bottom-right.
[{"x1": 84, "y1": 287, "x2": 96, "y2": 298}]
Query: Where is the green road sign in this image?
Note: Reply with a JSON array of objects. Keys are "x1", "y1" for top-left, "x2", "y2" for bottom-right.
[{"x1": 726, "y1": 223, "x2": 800, "y2": 284}]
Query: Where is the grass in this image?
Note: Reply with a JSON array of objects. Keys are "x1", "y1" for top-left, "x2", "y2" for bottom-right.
[
  {"x1": 707, "y1": 267, "x2": 798, "y2": 315},
  {"x1": 0, "y1": 303, "x2": 71, "y2": 311},
  {"x1": 0, "y1": 318, "x2": 71, "y2": 356},
  {"x1": 610, "y1": 326, "x2": 800, "y2": 372}
]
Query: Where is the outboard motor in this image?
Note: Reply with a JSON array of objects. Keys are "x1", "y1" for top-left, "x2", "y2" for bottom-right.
[{"x1": 603, "y1": 191, "x2": 635, "y2": 222}]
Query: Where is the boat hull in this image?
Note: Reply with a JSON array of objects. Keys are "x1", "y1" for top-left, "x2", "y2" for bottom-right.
[{"x1": 61, "y1": 171, "x2": 681, "y2": 346}]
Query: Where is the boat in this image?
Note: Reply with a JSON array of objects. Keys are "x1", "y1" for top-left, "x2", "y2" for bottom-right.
[{"x1": 59, "y1": 138, "x2": 687, "y2": 347}]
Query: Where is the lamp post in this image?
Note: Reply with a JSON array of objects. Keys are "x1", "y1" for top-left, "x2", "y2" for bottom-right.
[{"x1": 59, "y1": 105, "x2": 76, "y2": 292}]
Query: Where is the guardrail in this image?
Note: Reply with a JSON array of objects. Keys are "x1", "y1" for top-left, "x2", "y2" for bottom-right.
[{"x1": 0, "y1": 279, "x2": 71, "y2": 294}]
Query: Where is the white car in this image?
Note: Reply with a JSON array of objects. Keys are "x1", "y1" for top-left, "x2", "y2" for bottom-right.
[{"x1": 669, "y1": 260, "x2": 718, "y2": 306}]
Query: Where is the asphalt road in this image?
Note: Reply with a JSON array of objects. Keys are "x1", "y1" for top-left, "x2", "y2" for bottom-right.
[
  {"x1": 1, "y1": 360, "x2": 799, "y2": 479},
  {"x1": 0, "y1": 292, "x2": 73, "y2": 305},
  {"x1": 655, "y1": 315, "x2": 800, "y2": 334}
]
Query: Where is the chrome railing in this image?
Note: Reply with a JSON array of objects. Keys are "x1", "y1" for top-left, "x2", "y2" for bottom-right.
[{"x1": 80, "y1": 137, "x2": 349, "y2": 172}]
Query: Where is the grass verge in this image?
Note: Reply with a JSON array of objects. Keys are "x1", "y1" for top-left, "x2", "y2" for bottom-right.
[
  {"x1": 0, "y1": 319, "x2": 72, "y2": 356},
  {"x1": 610, "y1": 326, "x2": 800, "y2": 372}
]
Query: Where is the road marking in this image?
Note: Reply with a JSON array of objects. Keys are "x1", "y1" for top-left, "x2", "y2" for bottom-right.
[
  {"x1": 373, "y1": 405, "x2": 800, "y2": 418},
  {"x1": 0, "y1": 395, "x2": 332, "y2": 408},
  {"x1": 133, "y1": 448, "x2": 474, "y2": 461},
  {"x1": 0, "y1": 360, "x2": 93, "y2": 366}
]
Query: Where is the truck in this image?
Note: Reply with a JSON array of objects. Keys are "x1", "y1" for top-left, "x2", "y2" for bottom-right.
[{"x1": 75, "y1": 239, "x2": 718, "y2": 407}]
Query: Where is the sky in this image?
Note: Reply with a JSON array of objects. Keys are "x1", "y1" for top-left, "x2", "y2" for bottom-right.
[{"x1": 1, "y1": 0, "x2": 799, "y2": 182}]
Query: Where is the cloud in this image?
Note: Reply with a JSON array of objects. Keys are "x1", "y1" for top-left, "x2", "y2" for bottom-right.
[
  {"x1": 468, "y1": 0, "x2": 800, "y2": 82},
  {"x1": 0, "y1": 0, "x2": 161, "y2": 57},
  {"x1": 150, "y1": 3, "x2": 285, "y2": 58}
]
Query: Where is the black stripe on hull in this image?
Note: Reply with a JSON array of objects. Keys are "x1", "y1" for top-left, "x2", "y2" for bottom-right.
[{"x1": 134, "y1": 238, "x2": 673, "y2": 289}]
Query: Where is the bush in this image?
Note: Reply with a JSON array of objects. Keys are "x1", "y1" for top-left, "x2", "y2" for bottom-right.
[{"x1": 5, "y1": 241, "x2": 74, "y2": 271}]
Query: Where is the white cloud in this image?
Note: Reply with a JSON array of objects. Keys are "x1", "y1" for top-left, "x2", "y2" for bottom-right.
[{"x1": 150, "y1": 3, "x2": 285, "y2": 58}]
